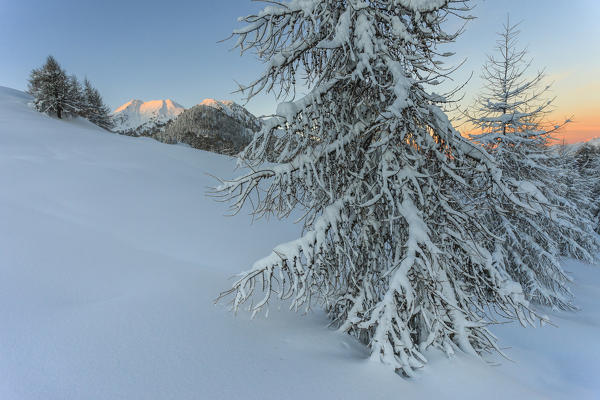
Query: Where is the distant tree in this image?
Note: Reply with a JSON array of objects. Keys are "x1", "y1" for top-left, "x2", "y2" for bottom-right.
[
  {"x1": 554, "y1": 143, "x2": 591, "y2": 223},
  {"x1": 574, "y1": 143, "x2": 600, "y2": 232},
  {"x1": 67, "y1": 75, "x2": 86, "y2": 116},
  {"x1": 466, "y1": 17, "x2": 599, "y2": 309},
  {"x1": 215, "y1": 1, "x2": 551, "y2": 376},
  {"x1": 28, "y1": 55, "x2": 73, "y2": 119},
  {"x1": 28, "y1": 56, "x2": 113, "y2": 130},
  {"x1": 83, "y1": 78, "x2": 113, "y2": 130}
]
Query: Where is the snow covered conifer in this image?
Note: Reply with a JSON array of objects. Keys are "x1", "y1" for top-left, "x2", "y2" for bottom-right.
[
  {"x1": 216, "y1": 1, "x2": 548, "y2": 375},
  {"x1": 466, "y1": 18, "x2": 599, "y2": 309},
  {"x1": 28, "y1": 55, "x2": 72, "y2": 119},
  {"x1": 554, "y1": 143, "x2": 593, "y2": 225},
  {"x1": 67, "y1": 75, "x2": 85, "y2": 117},
  {"x1": 575, "y1": 144, "x2": 600, "y2": 233},
  {"x1": 83, "y1": 78, "x2": 113, "y2": 131}
]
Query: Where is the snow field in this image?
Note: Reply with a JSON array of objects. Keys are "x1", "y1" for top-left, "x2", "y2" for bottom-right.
[{"x1": 0, "y1": 86, "x2": 598, "y2": 399}]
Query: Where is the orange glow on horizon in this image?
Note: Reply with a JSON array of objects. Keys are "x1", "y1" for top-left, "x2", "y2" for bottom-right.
[
  {"x1": 553, "y1": 119, "x2": 600, "y2": 144},
  {"x1": 458, "y1": 117, "x2": 600, "y2": 145},
  {"x1": 457, "y1": 70, "x2": 600, "y2": 145}
]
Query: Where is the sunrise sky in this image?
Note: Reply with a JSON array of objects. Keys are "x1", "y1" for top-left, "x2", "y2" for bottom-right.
[{"x1": 1, "y1": 0, "x2": 598, "y2": 143}]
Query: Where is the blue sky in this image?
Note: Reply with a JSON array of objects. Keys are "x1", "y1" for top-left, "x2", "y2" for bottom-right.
[{"x1": 1, "y1": 0, "x2": 598, "y2": 140}]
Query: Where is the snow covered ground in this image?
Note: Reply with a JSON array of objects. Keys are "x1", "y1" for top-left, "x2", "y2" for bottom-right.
[{"x1": 0, "y1": 86, "x2": 599, "y2": 399}]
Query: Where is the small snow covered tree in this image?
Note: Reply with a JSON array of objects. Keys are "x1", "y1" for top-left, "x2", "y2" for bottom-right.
[
  {"x1": 574, "y1": 144, "x2": 600, "y2": 233},
  {"x1": 215, "y1": 1, "x2": 549, "y2": 375},
  {"x1": 465, "y1": 17, "x2": 599, "y2": 309},
  {"x1": 28, "y1": 56, "x2": 74, "y2": 119},
  {"x1": 83, "y1": 78, "x2": 114, "y2": 131}
]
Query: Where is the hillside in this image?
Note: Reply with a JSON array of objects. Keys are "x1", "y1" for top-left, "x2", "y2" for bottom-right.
[
  {"x1": 156, "y1": 99, "x2": 261, "y2": 155},
  {"x1": 0, "y1": 86, "x2": 599, "y2": 399}
]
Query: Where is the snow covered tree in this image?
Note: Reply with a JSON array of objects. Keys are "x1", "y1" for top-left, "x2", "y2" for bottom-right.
[
  {"x1": 28, "y1": 57, "x2": 113, "y2": 129},
  {"x1": 574, "y1": 144, "x2": 600, "y2": 233},
  {"x1": 465, "y1": 17, "x2": 598, "y2": 309},
  {"x1": 554, "y1": 143, "x2": 593, "y2": 226},
  {"x1": 216, "y1": 0, "x2": 547, "y2": 375},
  {"x1": 67, "y1": 75, "x2": 86, "y2": 116},
  {"x1": 28, "y1": 56, "x2": 74, "y2": 119},
  {"x1": 83, "y1": 78, "x2": 113, "y2": 130}
]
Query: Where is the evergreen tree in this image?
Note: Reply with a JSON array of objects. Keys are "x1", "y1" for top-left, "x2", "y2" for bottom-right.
[
  {"x1": 574, "y1": 144, "x2": 600, "y2": 233},
  {"x1": 83, "y1": 78, "x2": 114, "y2": 130},
  {"x1": 82, "y1": 78, "x2": 95, "y2": 119},
  {"x1": 466, "y1": 18, "x2": 598, "y2": 309},
  {"x1": 554, "y1": 143, "x2": 592, "y2": 226},
  {"x1": 216, "y1": 0, "x2": 548, "y2": 375},
  {"x1": 67, "y1": 75, "x2": 85, "y2": 116},
  {"x1": 28, "y1": 55, "x2": 73, "y2": 119}
]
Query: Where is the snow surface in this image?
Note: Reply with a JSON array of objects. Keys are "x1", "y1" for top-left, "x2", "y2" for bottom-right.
[
  {"x1": 1, "y1": 86, "x2": 599, "y2": 399},
  {"x1": 111, "y1": 98, "x2": 185, "y2": 132}
]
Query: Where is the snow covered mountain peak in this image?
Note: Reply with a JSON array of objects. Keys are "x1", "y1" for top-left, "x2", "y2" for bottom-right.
[
  {"x1": 114, "y1": 98, "x2": 184, "y2": 115},
  {"x1": 199, "y1": 98, "x2": 231, "y2": 107},
  {"x1": 112, "y1": 99, "x2": 185, "y2": 134},
  {"x1": 198, "y1": 99, "x2": 240, "y2": 115},
  {"x1": 111, "y1": 97, "x2": 260, "y2": 137},
  {"x1": 113, "y1": 99, "x2": 143, "y2": 114},
  {"x1": 198, "y1": 98, "x2": 260, "y2": 129}
]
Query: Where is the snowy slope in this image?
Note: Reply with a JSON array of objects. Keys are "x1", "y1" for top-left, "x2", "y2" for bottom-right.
[
  {"x1": 112, "y1": 98, "x2": 185, "y2": 133},
  {"x1": 1, "y1": 86, "x2": 599, "y2": 400}
]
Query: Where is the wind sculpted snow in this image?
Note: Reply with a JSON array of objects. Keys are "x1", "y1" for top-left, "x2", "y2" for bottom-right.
[{"x1": 0, "y1": 86, "x2": 598, "y2": 399}]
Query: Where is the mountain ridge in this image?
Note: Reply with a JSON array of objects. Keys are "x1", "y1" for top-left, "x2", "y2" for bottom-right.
[
  {"x1": 155, "y1": 99, "x2": 261, "y2": 155},
  {"x1": 111, "y1": 96, "x2": 261, "y2": 154},
  {"x1": 111, "y1": 98, "x2": 185, "y2": 135}
]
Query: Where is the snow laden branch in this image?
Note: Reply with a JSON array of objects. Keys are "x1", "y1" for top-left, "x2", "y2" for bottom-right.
[{"x1": 216, "y1": 1, "x2": 550, "y2": 376}]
